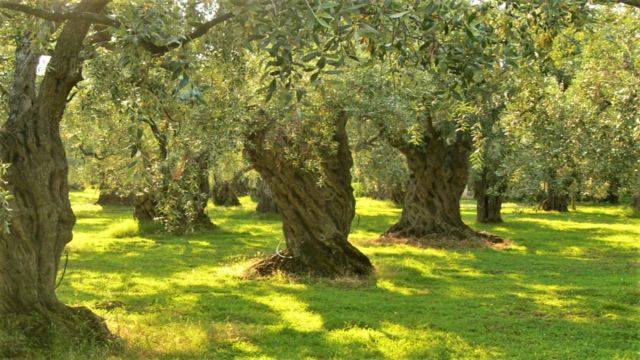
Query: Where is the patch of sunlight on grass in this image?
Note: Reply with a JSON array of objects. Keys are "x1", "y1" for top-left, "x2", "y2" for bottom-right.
[
  {"x1": 106, "y1": 219, "x2": 140, "y2": 238},
  {"x1": 48, "y1": 190, "x2": 640, "y2": 359},
  {"x1": 327, "y1": 322, "x2": 498, "y2": 360},
  {"x1": 117, "y1": 320, "x2": 209, "y2": 357},
  {"x1": 65, "y1": 269, "x2": 172, "y2": 302},
  {"x1": 376, "y1": 279, "x2": 430, "y2": 296},
  {"x1": 252, "y1": 294, "x2": 324, "y2": 332},
  {"x1": 208, "y1": 322, "x2": 272, "y2": 359},
  {"x1": 518, "y1": 284, "x2": 580, "y2": 308}
]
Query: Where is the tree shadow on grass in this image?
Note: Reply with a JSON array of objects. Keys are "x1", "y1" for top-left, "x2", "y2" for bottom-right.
[
  {"x1": 58, "y1": 195, "x2": 638, "y2": 359},
  {"x1": 58, "y1": 238, "x2": 638, "y2": 359}
]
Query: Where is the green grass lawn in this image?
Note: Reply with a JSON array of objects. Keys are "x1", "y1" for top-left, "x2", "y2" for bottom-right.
[{"x1": 55, "y1": 190, "x2": 639, "y2": 359}]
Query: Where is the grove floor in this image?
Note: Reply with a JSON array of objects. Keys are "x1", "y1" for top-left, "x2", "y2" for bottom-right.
[{"x1": 57, "y1": 191, "x2": 639, "y2": 359}]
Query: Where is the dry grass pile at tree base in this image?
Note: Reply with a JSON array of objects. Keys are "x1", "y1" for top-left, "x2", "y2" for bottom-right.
[
  {"x1": 375, "y1": 230, "x2": 511, "y2": 250},
  {"x1": 4, "y1": 191, "x2": 638, "y2": 359}
]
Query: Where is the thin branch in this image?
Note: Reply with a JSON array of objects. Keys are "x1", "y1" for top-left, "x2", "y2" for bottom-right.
[
  {"x1": 0, "y1": 1, "x2": 119, "y2": 26},
  {"x1": 139, "y1": 12, "x2": 234, "y2": 55},
  {"x1": 617, "y1": 0, "x2": 640, "y2": 8},
  {"x1": 0, "y1": 1, "x2": 234, "y2": 56},
  {"x1": 140, "y1": 117, "x2": 168, "y2": 160}
]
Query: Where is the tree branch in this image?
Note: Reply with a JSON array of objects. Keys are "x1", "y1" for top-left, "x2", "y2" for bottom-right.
[
  {"x1": 0, "y1": 1, "x2": 119, "y2": 26},
  {"x1": 617, "y1": 0, "x2": 640, "y2": 8},
  {"x1": 140, "y1": 12, "x2": 234, "y2": 56},
  {"x1": 0, "y1": 1, "x2": 234, "y2": 56}
]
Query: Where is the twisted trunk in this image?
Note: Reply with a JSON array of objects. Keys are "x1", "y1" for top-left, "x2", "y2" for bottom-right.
[
  {"x1": 473, "y1": 171, "x2": 505, "y2": 224},
  {"x1": 212, "y1": 178, "x2": 241, "y2": 206},
  {"x1": 541, "y1": 194, "x2": 569, "y2": 212},
  {"x1": 133, "y1": 191, "x2": 157, "y2": 222},
  {"x1": 385, "y1": 137, "x2": 472, "y2": 238},
  {"x1": 632, "y1": 195, "x2": 640, "y2": 212},
  {"x1": 188, "y1": 152, "x2": 214, "y2": 228},
  {"x1": 0, "y1": 0, "x2": 112, "y2": 349},
  {"x1": 383, "y1": 133, "x2": 500, "y2": 244},
  {"x1": 96, "y1": 185, "x2": 135, "y2": 206},
  {"x1": 252, "y1": 179, "x2": 278, "y2": 214},
  {"x1": 245, "y1": 114, "x2": 372, "y2": 277},
  {"x1": 541, "y1": 182, "x2": 569, "y2": 212}
]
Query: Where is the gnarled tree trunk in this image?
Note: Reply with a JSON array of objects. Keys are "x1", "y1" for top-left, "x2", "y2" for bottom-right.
[
  {"x1": 212, "y1": 177, "x2": 241, "y2": 206},
  {"x1": 541, "y1": 194, "x2": 569, "y2": 212},
  {"x1": 186, "y1": 152, "x2": 214, "y2": 228},
  {"x1": 384, "y1": 133, "x2": 500, "y2": 244},
  {"x1": 252, "y1": 179, "x2": 279, "y2": 214},
  {"x1": 385, "y1": 137, "x2": 470, "y2": 238},
  {"x1": 0, "y1": 1, "x2": 112, "y2": 350},
  {"x1": 133, "y1": 191, "x2": 157, "y2": 222},
  {"x1": 245, "y1": 113, "x2": 372, "y2": 277},
  {"x1": 96, "y1": 186, "x2": 135, "y2": 206},
  {"x1": 473, "y1": 172, "x2": 505, "y2": 224},
  {"x1": 632, "y1": 194, "x2": 640, "y2": 212},
  {"x1": 212, "y1": 165, "x2": 252, "y2": 207},
  {"x1": 604, "y1": 177, "x2": 620, "y2": 204},
  {"x1": 541, "y1": 183, "x2": 569, "y2": 212}
]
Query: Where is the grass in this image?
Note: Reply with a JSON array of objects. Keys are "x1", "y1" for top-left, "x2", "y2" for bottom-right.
[{"x1": 49, "y1": 190, "x2": 639, "y2": 359}]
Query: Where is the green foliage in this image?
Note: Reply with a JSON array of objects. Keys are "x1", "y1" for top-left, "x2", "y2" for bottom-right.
[
  {"x1": 352, "y1": 142, "x2": 408, "y2": 203},
  {"x1": 501, "y1": 8, "x2": 640, "y2": 203}
]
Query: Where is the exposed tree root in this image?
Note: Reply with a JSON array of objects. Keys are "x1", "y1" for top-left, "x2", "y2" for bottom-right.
[
  {"x1": 244, "y1": 249, "x2": 373, "y2": 279},
  {"x1": 378, "y1": 227, "x2": 509, "y2": 250},
  {"x1": 244, "y1": 250, "x2": 306, "y2": 278}
]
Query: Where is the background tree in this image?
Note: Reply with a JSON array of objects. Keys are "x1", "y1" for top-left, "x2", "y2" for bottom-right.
[
  {"x1": 502, "y1": 6, "x2": 639, "y2": 211},
  {"x1": 351, "y1": 129, "x2": 408, "y2": 206},
  {"x1": 346, "y1": 0, "x2": 504, "y2": 242}
]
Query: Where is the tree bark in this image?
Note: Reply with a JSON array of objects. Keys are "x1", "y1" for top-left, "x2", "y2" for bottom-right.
[
  {"x1": 212, "y1": 178, "x2": 241, "y2": 207},
  {"x1": 383, "y1": 133, "x2": 500, "y2": 243},
  {"x1": 252, "y1": 179, "x2": 279, "y2": 214},
  {"x1": 541, "y1": 194, "x2": 569, "y2": 212},
  {"x1": 96, "y1": 185, "x2": 135, "y2": 206},
  {"x1": 245, "y1": 113, "x2": 372, "y2": 277},
  {"x1": 604, "y1": 178, "x2": 620, "y2": 204},
  {"x1": 187, "y1": 152, "x2": 214, "y2": 228},
  {"x1": 473, "y1": 172, "x2": 505, "y2": 224},
  {"x1": 632, "y1": 195, "x2": 640, "y2": 212},
  {"x1": 541, "y1": 182, "x2": 569, "y2": 212},
  {"x1": 133, "y1": 191, "x2": 157, "y2": 222},
  {"x1": 0, "y1": 0, "x2": 112, "y2": 348}
]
